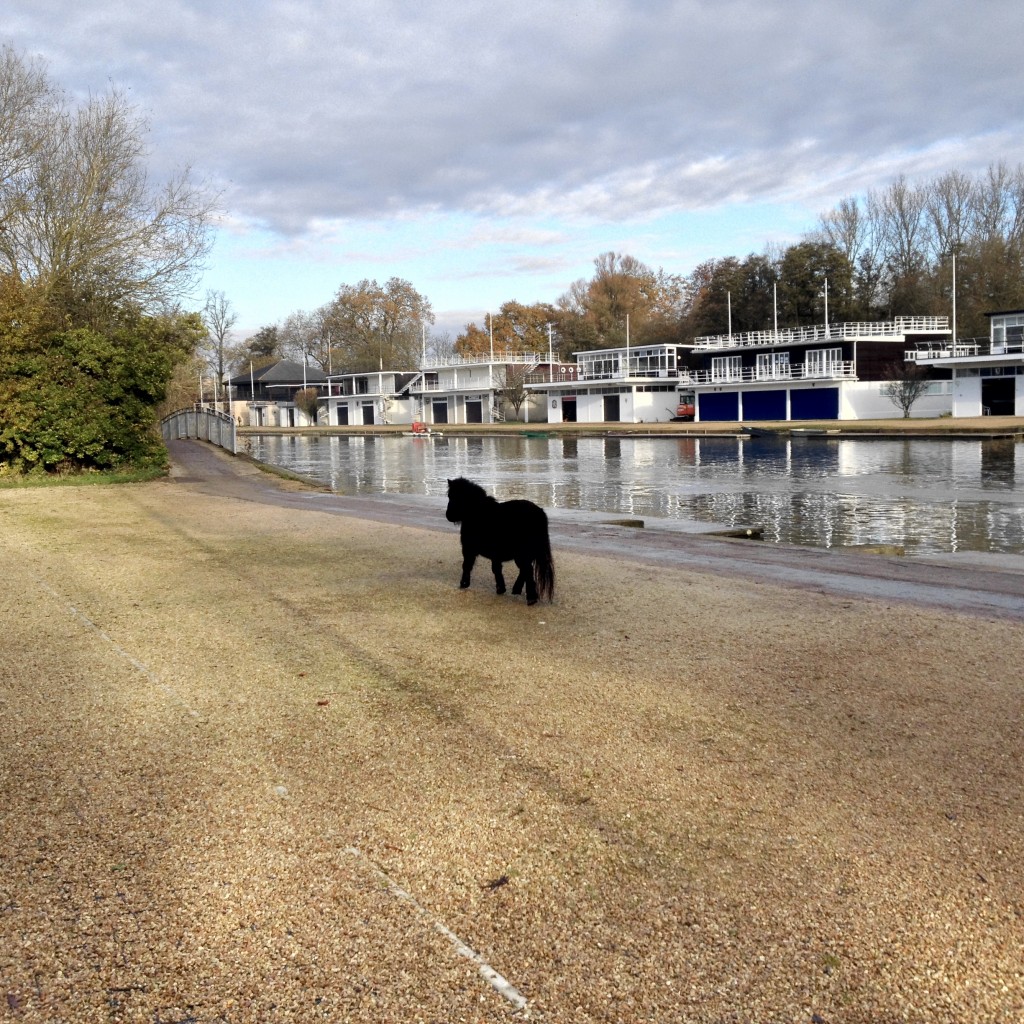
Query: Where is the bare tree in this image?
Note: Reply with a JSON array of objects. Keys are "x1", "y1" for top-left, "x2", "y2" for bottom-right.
[
  {"x1": 818, "y1": 195, "x2": 865, "y2": 264},
  {"x1": 880, "y1": 176, "x2": 929, "y2": 280},
  {"x1": 0, "y1": 46, "x2": 54, "y2": 207},
  {"x1": 201, "y1": 290, "x2": 238, "y2": 398},
  {"x1": 971, "y1": 162, "x2": 1015, "y2": 244},
  {"x1": 0, "y1": 48, "x2": 215, "y2": 319},
  {"x1": 882, "y1": 362, "x2": 931, "y2": 419},
  {"x1": 925, "y1": 169, "x2": 975, "y2": 260},
  {"x1": 281, "y1": 306, "x2": 337, "y2": 371},
  {"x1": 495, "y1": 364, "x2": 530, "y2": 420},
  {"x1": 426, "y1": 330, "x2": 455, "y2": 365}
]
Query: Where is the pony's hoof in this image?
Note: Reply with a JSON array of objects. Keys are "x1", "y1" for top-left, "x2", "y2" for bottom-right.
[
  {"x1": 459, "y1": 581, "x2": 470, "y2": 589},
  {"x1": 496, "y1": 586, "x2": 506, "y2": 595},
  {"x1": 527, "y1": 597, "x2": 538, "y2": 606}
]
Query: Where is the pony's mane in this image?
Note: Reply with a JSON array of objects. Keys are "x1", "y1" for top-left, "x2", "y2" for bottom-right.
[{"x1": 447, "y1": 477, "x2": 489, "y2": 502}]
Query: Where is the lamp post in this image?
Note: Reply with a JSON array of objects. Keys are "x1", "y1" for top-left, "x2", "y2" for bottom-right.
[{"x1": 625, "y1": 313, "x2": 630, "y2": 379}]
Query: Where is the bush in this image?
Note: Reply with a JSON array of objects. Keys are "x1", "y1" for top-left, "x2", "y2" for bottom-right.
[{"x1": 0, "y1": 292, "x2": 202, "y2": 474}]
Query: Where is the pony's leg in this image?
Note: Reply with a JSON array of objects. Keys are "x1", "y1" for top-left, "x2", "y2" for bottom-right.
[
  {"x1": 491, "y1": 560, "x2": 506, "y2": 595},
  {"x1": 513, "y1": 558, "x2": 537, "y2": 603},
  {"x1": 460, "y1": 552, "x2": 476, "y2": 589},
  {"x1": 510, "y1": 562, "x2": 527, "y2": 595}
]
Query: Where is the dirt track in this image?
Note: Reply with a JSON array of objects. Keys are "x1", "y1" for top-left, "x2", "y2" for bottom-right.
[{"x1": 1, "y1": 440, "x2": 1022, "y2": 1023}]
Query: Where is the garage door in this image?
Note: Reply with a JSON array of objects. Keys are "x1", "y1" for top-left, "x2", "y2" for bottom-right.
[
  {"x1": 790, "y1": 387, "x2": 838, "y2": 420},
  {"x1": 698, "y1": 392, "x2": 739, "y2": 421},
  {"x1": 742, "y1": 390, "x2": 786, "y2": 420}
]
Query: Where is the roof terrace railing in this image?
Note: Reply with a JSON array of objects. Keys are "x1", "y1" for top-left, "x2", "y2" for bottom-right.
[
  {"x1": 694, "y1": 317, "x2": 950, "y2": 351},
  {"x1": 906, "y1": 337, "x2": 1023, "y2": 361},
  {"x1": 421, "y1": 350, "x2": 544, "y2": 369}
]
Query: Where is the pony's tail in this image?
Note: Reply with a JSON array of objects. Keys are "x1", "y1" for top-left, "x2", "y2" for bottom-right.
[{"x1": 534, "y1": 527, "x2": 555, "y2": 603}]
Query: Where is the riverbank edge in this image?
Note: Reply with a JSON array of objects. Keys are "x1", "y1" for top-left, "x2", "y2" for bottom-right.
[{"x1": 237, "y1": 415, "x2": 1024, "y2": 441}]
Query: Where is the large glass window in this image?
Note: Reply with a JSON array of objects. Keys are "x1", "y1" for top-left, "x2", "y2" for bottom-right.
[
  {"x1": 805, "y1": 347, "x2": 842, "y2": 377},
  {"x1": 711, "y1": 355, "x2": 743, "y2": 382},
  {"x1": 757, "y1": 351, "x2": 790, "y2": 379},
  {"x1": 992, "y1": 314, "x2": 1024, "y2": 352}
]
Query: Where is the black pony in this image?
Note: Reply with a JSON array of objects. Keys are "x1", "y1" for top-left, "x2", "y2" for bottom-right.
[{"x1": 445, "y1": 477, "x2": 555, "y2": 605}]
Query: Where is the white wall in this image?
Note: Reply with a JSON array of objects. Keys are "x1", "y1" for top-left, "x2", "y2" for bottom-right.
[
  {"x1": 840, "y1": 381, "x2": 952, "y2": 420},
  {"x1": 952, "y1": 375, "x2": 983, "y2": 417},
  {"x1": 633, "y1": 391, "x2": 680, "y2": 423}
]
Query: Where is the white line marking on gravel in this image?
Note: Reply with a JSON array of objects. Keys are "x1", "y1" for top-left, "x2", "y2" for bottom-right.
[
  {"x1": 345, "y1": 846, "x2": 529, "y2": 1013},
  {"x1": 35, "y1": 578, "x2": 200, "y2": 717}
]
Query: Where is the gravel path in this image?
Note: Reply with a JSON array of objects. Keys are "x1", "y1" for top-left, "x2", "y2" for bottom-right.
[{"x1": 1, "y1": 441, "x2": 1022, "y2": 1022}]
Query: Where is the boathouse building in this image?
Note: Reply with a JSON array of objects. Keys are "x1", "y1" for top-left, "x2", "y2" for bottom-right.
[
  {"x1": 906, "y1": 310, "x2": 1024, "y2": 417},
  {"x1": 532, "y1": 318, "x2": 954, "y2": 423},
  {"x1": 320, "y1": 353, "x2": 577, "y2": 426}
]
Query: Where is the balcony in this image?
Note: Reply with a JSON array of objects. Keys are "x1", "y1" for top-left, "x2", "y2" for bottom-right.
[
  {"x1": 690, "y1": 361, "x2": 856, "y2": 386},
  {"x1": 906, "y1": 337, "x2": 1023, "y2": 362}
]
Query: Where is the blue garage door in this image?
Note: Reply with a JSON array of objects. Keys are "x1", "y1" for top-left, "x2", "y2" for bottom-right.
[
  {"x1": 742, "y1": 390, "x2": 786, "y2": 420},
  {"x1": 790, "y1": 387, "x2": 839, "y2": 420},
  {"x1": 699, "y1": 392, "x2": 740, "y2": 421}
]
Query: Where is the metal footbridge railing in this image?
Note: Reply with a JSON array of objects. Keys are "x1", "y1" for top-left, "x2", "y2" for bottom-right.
[{"x1": 160, "y1": 408, "x2": 238, "y2": 455}]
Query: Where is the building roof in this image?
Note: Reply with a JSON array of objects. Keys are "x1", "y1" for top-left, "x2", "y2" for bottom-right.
[{"x1": 226, "y1": 359, "x2": 327, "y2": 385}]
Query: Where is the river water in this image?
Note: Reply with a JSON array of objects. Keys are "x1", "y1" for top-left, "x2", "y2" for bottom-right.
[{"x1": 243, "y1": 433, "x2": 1024, "y2": 555}]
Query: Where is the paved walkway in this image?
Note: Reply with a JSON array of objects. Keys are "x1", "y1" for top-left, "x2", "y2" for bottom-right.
[{"x1": 171, "y1": 439, "x2": 1024, "y2": 621}]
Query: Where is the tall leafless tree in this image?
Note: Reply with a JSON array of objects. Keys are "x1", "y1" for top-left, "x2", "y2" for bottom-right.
[
  {"x1": 201, "y1": 290, "x2": 238, "y2": 397},
  {"x1": 0, "y1": 47, "x2": 215, "y2": 320}
]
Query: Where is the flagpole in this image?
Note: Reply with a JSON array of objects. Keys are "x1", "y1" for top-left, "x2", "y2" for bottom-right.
[
  {"x1": 625, "y1": 313, "x2": 630, "y2": 378},
  {"x1": 952, "y1": 254, "x2": 957, "y2": 353}
]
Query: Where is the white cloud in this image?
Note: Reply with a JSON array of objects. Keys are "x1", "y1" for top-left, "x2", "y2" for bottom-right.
[
  {"x1": 11, "y1": 0, "x2": 1022, "y2": 235},
  {"x1": 6, "y1": 0, "x2": 1024, "y2": 328}
]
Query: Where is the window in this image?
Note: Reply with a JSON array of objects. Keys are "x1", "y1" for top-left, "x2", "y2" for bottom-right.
[
  {"x1": 805, "y1": 347, "x2": 842, "y2": 377},
  {"x1": 757, "y1": 351, "x2": 790, "y2": 379},
  {"x1": 711, "y1": 355, "x2": 743, "y2": 382}
]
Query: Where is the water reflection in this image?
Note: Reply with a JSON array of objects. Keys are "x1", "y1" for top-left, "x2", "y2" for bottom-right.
[{"x1": 244, "y1": 434, "x2": 1024, "y2": 555}]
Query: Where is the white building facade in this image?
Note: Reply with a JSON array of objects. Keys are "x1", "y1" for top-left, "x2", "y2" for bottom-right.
[
  {"x1": 531, "y1": 321, "x2": 955, "y2": 424},
  {"x1": 532, "y1": 344, "x2": 693, "y2": 424},
  {"x1": 322, "y1": 371, "x2": 419, "y2": 426},
  {"x1": 907, "y1": 310, "x2": 1024, "y2": 417},
  {"x1": 414, "y1": 352, "x2": 575, "y2": 425}
]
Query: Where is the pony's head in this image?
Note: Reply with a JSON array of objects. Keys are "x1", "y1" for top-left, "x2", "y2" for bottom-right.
[{"x1": 445, "y1": 477, "x2": 487, "y2": 523}]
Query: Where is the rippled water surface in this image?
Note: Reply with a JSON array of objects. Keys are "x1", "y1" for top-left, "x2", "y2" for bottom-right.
[{"x1": 244, "y1": 433, "x2": 1024, "y2": 554}]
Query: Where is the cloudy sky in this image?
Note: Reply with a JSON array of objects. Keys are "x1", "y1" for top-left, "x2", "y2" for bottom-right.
[{"x1": 6, "y1": 0, "x2": 1023, "y2": 338}]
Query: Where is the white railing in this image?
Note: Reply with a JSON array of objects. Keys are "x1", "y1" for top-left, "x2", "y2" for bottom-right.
[
  {"x1": 161, "y1": 407, "x2": 237, "y2": 454},
  {"x1": 689, "y1": 361, "x2": 856, "y2": 385},
  {"x1": 906, "y1": 337, "x2": 1024, "y2": 361},
  {"x1": 525, "y1": 370, "x2": 578, "y2": 385},
  {"x1": 576, "y1": 368, "x2": 684, "y2": 382},
  {"x1": 413, "y1": 379, "x2": 501, "y2": 393},
  {"x1": 421, "y1": 350, "x2": 545, "y2": 369},
  {"x1": 694, "y1": 317, "x2": 950, "y2": 351},
  {"x1": 905, "y1": 342, "x2": 982, "y2": 361}
]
